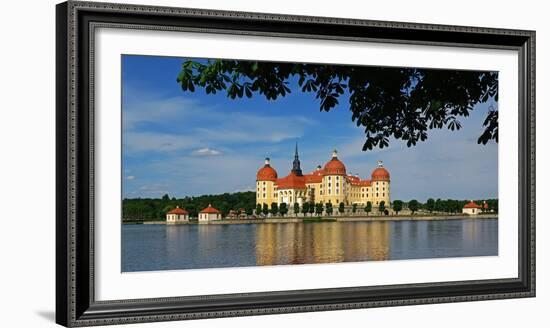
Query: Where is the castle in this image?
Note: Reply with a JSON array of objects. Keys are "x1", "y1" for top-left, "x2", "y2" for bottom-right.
[{"x1": 256, "y1": 145, "x2": 390, "y2": 208}]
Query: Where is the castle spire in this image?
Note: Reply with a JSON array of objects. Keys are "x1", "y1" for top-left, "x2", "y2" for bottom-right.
[{"x1": 291, "y1": 142, "x2": 303, "y2": 176}]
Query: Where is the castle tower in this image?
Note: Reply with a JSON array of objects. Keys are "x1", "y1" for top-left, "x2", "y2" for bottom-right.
[
  {"x1": 322, "y1": 149, "x2": 347, "y2": 205},
  {"x1": 256, "y1": 157, "x2": 278, "y2": 207},
  {"x1": 371, "y1": 160, "x2": 391, "y2": 209},
  {"x1": 291, "y1": 142, "x2": 303, "y2": 176}
]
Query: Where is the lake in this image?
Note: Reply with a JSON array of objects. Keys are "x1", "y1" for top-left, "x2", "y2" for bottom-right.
[{"x1": 122, "y1": 218, "x2": 498, "y2": 272}]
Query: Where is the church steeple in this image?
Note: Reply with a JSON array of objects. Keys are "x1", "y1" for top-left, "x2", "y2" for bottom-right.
[{"x1": 291, "y1": 142, "x2": 303, "y2": 176}]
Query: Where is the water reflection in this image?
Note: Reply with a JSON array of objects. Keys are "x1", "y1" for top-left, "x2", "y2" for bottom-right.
[
  {"x1": 256, "y1": 222, "x2": 391, "y2": 265},
  {"x1": 122, "y1": 219, "x2": 498, "y2": 272}
]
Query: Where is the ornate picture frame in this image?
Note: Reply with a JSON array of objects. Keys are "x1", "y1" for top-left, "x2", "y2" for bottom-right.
[{"x1": 56, "y1": 1, "x2": 535, "y2": 326}]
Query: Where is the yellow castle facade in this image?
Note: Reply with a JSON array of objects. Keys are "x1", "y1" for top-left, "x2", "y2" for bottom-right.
[{"x1": 256, "y1": 145, "x2": 391, "y2": 207}]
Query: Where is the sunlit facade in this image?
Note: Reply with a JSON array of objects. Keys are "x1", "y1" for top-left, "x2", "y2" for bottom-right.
[{"x1": 256, "y1": 145, "x2": 391, "y2": 207}]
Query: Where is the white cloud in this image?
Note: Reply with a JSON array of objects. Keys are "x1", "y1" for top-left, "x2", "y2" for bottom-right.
[
  {"x1": 125, "y1": 175, "x2": 136, "y2": 180},
  {"x1": 192, "y1": 147, "x2": 222, "y2": 156}
]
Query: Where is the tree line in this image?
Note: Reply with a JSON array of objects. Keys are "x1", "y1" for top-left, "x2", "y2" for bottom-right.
[
  {"x1": 256, "y1": 198, "x2": 497, "y2": 217},
  {"x1": 122, "y1": 192, "x2": 255, "y2": 222},
  {"x1": 123, "y1": 192, "x2": 498, "y2": 221},
  {"x1": 257, "y1": 201, "x2": 380, "y2": 217},
  {"x1": 371, "y1": 198, "x2": 497, "y2": 215}
]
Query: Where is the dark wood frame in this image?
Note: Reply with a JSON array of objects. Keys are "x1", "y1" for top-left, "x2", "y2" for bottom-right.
[{"x1": 56, "y1": 1, "x2": 536, "y2": 326}]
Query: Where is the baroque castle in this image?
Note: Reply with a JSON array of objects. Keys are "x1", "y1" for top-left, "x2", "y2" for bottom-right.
[{"x1": 256, "y1": 145, "x2": 390, "y2": 207}]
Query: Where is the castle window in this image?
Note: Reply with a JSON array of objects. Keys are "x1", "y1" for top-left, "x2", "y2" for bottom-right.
[
  {"x1": 383, "y1": 193, "x2": 385, "y2": 197},
  {"x1": 263, "y1": 181, "x2": 266, "y2": 185},
  {"x1": 336, "y1": 183, "x2": 339, "y2": 187},
  {"x1": 263, "y1": 193, "x2": 266, "y2": 198},
  {"x1": 376, "y1": 193, "x2": 379, "y2": 197}
]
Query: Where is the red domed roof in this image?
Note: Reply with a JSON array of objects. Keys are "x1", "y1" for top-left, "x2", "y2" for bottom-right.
[
  {"x1": 371, "y1": 167, "x2": 390, "y2": 181},
  {"x1": 324, "y1": 159, "x2": 346, "y2": 175},
  {"x1": 463, "y1": 201, "x2": 482, "y2": 209},
  {"x1": 323, "y1": 151, "x2": 346, "y2": 175},
  {"x1": 167, "y1": 206, "x2": 188, "y2": 215},
  {"x1": 256, "y1": 158, "x2": 278, "y2": 181},
  {"x1": 200, "y1": 204, "x2": 221, "y2": 214}
]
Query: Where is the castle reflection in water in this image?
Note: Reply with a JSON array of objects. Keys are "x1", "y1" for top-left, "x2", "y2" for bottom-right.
[{"x1": 255, "y1": 222, "x2": 391, "y2": 265}]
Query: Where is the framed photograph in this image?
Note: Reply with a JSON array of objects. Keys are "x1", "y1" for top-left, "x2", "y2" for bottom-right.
[{"x1": 56, "y1": 1, "x2": 535, "y2": 326}]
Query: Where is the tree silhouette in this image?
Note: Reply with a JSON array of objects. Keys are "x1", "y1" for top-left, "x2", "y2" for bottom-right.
[
  {"x1": 365, "y1": 201, "x2": 372, "y2": 216},
  {"x1": 293, "y1": 202, "x2": 300, "y2": 217},
  {"x1": 426, "y1": 198, "x2": 435, "y2": 213},
  {"x1": 309, "y1": 202, "x2": 316, "y2": 216},
  {"x1": 177, "y1": 59, "x2": 498, "y2": 151},
  {"x1": 270, "y1": 202, "x2": 279, "y2": 216},
  {"x1": 409, "y1": 200, "x2": 420, "y2": 214},
  {"x1": 302, "y1": 202, "x2": 310, "y2": 217},
  {"x1": 280, "y1": 203, "x2": 288, "y2": 217},
  {"x1": 326, "y1": 203, "x2": 334, "y2": 216},
  {"x1": 256, "y1": 204, "x2": 262, "y2": 216},
  {"x1": 393, "y1": 200, "x2": 403, "y2": 214},
  {"x1": 378, "y1": 201, "x2": 386, "y2": 214},
  {"x1": 315, "y1": 203, "x2": 324, "y2": 216}
]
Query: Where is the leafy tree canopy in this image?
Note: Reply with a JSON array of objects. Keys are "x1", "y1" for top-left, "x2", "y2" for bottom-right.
[
  {"x1": 408, "y1": 200, "x2": 420, "y2": 214},
  {"x1": 177, "y1": 60, "x2": 498, "y2": 150},
  {"x1": 393, "y1": 200, "x2": 403, "y2": 214},
  {"x1": 378, "y1": 200, "x2": 386, "y2": 213}
]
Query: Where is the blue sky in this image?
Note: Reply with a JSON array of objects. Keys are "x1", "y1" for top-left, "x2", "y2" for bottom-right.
[{"x1": 122, "y1": 55, "x2": 498, "y2": 202}]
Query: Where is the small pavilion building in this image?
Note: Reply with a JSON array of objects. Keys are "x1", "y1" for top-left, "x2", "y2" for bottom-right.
[
  {"x1": 199, "y1": 204, "x2": 222, "y2": 223},
  {"x1": 166, "y1": 206, "x2": 189, "y2": 224},
  {"x1": 462, "y1": 201, "x2": 482, "y2": 215}
]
